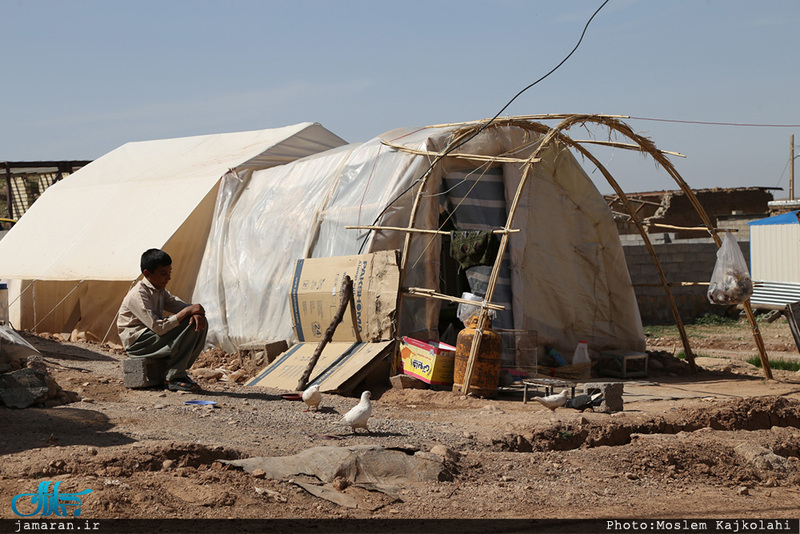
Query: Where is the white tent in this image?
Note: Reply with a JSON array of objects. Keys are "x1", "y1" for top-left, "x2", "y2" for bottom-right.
[
  {"x1": 0, "y1": 123, "x2": 346, "y2": 343},
  {"x1": 194, "y1": 121, "x2": 645, "y2": 360}
]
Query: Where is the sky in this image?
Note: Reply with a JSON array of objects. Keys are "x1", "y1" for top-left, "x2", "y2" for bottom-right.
[{"x1": 3, "y1": 0, "x2": 799, "y2": 196}]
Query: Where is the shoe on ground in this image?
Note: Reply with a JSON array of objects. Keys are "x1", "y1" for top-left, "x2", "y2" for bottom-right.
[{"x1": 167, "y1": 376, "x2": 201, "y2": 392}]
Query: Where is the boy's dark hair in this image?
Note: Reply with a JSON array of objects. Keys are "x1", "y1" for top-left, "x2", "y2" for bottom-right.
[{"x1": 140, "y1": 248, "x2": 172, "y2": 273}]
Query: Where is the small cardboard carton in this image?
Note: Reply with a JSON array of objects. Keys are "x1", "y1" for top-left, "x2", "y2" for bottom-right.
[{"x1": 400, "y1": 337, "x2": 456, "y2": 386}]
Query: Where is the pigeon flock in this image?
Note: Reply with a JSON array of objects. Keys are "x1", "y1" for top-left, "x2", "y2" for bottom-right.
[
  {"x1": 298, "y1": 383, "x2": 598, "y2": 434},
  {"x1": 531, "y1": 389, "x2": 604, "y2": 412}
]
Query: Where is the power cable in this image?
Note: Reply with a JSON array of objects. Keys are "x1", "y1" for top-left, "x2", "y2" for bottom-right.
[
  {"x1": 775, "y1": 156, "x2": 792, "y2": 188},
  {"x1": 358, "y1": 0, "x2": 610, "y2": 253}
]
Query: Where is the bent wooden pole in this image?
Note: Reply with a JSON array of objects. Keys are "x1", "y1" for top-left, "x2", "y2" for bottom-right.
[{"x1": 549, "y1": 133, "x2": 699, "y2": 372}]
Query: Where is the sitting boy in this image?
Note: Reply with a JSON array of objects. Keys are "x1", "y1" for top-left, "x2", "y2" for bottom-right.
[{"x1": 117, "y1": 248, "x2": 207, "y2": 392}]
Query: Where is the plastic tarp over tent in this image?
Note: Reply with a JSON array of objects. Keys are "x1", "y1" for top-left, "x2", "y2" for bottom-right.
[
  {"x1": 0, "y1": 123, "x2": 347, "y2": 343},
  {"x1": 194, "y1": 122, "x2": 645, "y2": 356}
]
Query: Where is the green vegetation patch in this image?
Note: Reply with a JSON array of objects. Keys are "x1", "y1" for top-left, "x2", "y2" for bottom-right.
[{"x1": 746, "y1": 356, "x2": 800, "y2": 372}]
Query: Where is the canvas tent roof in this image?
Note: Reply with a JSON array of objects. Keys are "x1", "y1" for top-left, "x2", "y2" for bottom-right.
[
  {"x1": 193, "y1": 121, "x2": 645, "y2": 356},
  {"x1": 0, "y1": 123, "x2": 346, "y2": 281},
  {"x1": 0, "y1": 123, "x2": 347, "y2": 343}
]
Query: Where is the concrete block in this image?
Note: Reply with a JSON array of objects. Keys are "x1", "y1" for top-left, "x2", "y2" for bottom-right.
[
  {"x1": 583, "y1": 381, "x2": 624, "y2": 413},
  {"x1": 237, "y1": 340, "x2": 289, "y2": 374},
  {"x1": 123, "y1": 357, "x2": 167, "y2": 388},
  {"x1": 390, "y1": 373, "x2": 428, "y2": 390}
]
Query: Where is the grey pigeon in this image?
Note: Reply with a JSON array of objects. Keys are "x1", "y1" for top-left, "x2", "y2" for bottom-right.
[{"x1": 565, "y1": 392, "x2": 603, "y2": 411}]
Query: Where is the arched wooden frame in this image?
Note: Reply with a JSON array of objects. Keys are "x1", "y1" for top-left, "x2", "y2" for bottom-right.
[{"x1": 385, "y1": 114, "x2": 773, "y2": 387}]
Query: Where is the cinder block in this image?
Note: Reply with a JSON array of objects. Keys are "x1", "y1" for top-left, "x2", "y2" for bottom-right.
[
  {"x1": 237, "y1": 340, "x2": 289, "y2": 374},
  {"x1": 390, "y1": 373, "x2": 428, "y2": 390},
  {"x1": 123, "y1": 357, "x2": 167, "y2": 388},
  {"x1": 583, "y1": 381, "x2": 624, "y2": 413}
]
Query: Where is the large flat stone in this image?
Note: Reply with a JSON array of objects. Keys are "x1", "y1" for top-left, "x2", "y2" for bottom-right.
[{"x1": 0, "y1": 368, "x2": 50, "y2": 408}]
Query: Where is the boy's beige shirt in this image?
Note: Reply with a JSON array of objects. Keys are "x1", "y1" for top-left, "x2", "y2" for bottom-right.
[{"x1": 117, "y1": 278, "x2": 189, "y2": 348}]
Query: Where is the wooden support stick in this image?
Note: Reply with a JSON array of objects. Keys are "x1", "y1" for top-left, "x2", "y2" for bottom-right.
[
  {"x1": 743, "y1": 299, "x2": 773, "y2": 379},
  {"x1": 424, "y1": 114, "x2": 630, "y2": 129},
  {"x1": 633, "y1": 282, "x2": 710, "y2": 287},
  {"x1": 296, "y1": 276, "x2": 354, "y2": 391},
  {"x1": 572, "y1": 139, "x2": 686, "y2": 158},
  {"x1": 403, "y1": 287, "x2": 505, "y2": 310},
  {"x1": 345, "y1": 224, "x2": 518, "y2": 235},
  {"x1": 381, "y1": 140, "x2": 542, "y2": 164}
]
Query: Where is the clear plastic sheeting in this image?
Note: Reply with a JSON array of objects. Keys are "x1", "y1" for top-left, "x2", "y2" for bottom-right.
[{"x1": 193, "y1": 123, "x2": 646, "y2": 354}]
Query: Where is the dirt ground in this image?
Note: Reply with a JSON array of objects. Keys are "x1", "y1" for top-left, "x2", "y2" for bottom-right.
[{"x1": 1, "y1": 317, "x2": 800, "y2": 529}]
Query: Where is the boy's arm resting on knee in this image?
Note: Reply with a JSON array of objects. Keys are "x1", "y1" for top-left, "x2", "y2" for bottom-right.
[
  {"x1": 176, "y1": 303, "x2": 205, "y2": 323},
  {"x1": 189, "y1": 314, "x2": 207, "y2": 331}
]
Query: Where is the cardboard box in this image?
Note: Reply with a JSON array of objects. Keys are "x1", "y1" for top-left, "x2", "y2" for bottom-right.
[
  {"x1": 400, "y1": 337, "x2": 456, "y2": 386},
  {"x1": 245, "y1": 250, "x2": 400, "y2": 394},
  {"x1": 290, "y1": 250, "x2": 399, "y2": 343}
]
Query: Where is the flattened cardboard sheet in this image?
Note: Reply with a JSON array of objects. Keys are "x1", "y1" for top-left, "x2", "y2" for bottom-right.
[{"x1": 246, "y1": 340, "x2": 394, "y2": 394}]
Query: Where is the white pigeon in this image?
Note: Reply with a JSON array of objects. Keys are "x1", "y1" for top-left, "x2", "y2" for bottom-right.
[
  {"x1": 302, "y1": 384, "x2": 322, "y2": 412},
  {"x1": 532, "y1": 389, "x2": 569, "y2": 411},
  {"x1": 339, "y1": 390, "x2": 372, "y2": 433}
]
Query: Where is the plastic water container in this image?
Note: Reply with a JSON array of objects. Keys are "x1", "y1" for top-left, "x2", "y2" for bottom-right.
[
  {"x1": 545, "y1": 345, "x2": 568, "y2": 367},
  {"x1": 0, "y1": 282, "x2": 7, "y2": 325},
  {"x1": 572, "y1": 340, "x2": 590, "y2": 365}
]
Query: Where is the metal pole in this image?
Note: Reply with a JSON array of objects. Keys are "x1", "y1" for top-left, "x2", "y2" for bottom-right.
[
  {"x1": 791, "y1": 135, "x2": 795, "y2": 201},
  {"x1": 4, "y1": 164, "x2": 12, "y2": 221}
]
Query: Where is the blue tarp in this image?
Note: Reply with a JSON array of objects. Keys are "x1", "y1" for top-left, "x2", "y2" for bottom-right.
[{"x1": 749, "y1": 210, "x2": 799, "y2": 226}]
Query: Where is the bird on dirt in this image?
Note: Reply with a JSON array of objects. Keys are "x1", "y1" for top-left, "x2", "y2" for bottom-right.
[
  {"x1": 302, "y1": 384, "x2": 322, "y2": 412},
  {"x1": 339, "y1": 390, "x2": 372, "y2": 433},
  {"x1": 531, "y1": 389, "x2": 569, "y2": 411},
  {"x1": 565, "y1": 392, "x2": 603, "y2": 411}
]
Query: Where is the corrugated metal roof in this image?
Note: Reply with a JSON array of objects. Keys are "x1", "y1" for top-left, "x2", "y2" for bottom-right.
[{"x1": 751, "y1": 280, "x2": 800, "y2": 307}]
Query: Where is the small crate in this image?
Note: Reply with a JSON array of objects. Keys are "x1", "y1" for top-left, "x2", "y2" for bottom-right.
[{"x1": 597, "y1": 350, "x2": 648, "y2": 379}]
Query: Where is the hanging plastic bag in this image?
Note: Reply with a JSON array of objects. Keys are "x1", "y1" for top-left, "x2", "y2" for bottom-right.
[
  {"x1": 707, "y1": 231, "x2": 753, "y2": 305},
  {"x1": 456, "y1": 292, "x2": 495, "y2": 324}
]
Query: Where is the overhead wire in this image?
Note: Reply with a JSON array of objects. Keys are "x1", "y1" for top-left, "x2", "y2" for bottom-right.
[
  {"x1": 358, "y1": 0, "x2": 610, "y2": 253},
  {"x1": 629, "y1": 116, "x2": 800, "y2": 128}
]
